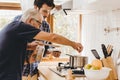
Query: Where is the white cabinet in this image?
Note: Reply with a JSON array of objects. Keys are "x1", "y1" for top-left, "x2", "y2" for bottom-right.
[
  {"x1": 54, "y1": 0, "x2": 120, "y2": 11},
  {"x1": 73, "y1": 0, "x2": 120, "y2": 12},
  {"x1": 59, "y1": 0, "x2": 120, "y2": 14}
]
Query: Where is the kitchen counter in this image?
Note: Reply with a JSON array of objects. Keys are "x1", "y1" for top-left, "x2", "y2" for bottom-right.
[{"x1": 38, "y1": 58, "x2": 87, "y2": 80}]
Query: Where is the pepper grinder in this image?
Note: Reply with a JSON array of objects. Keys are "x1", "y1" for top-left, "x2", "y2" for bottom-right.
[{"x1": 65, "y1": 69, "x2": 75, "y2": 80}]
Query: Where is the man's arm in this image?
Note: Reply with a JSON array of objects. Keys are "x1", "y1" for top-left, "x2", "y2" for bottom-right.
[
  {"x1": 27, "y1": 41, "x2": 43, "y2": 50},
  {"x1": 33, "y1": 31, "x2": 83, "y2": 53}
]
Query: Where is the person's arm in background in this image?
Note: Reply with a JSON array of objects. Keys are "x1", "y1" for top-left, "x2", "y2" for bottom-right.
[{"x1": 34, "y1": 31, "x2": 83, "y2": 53}]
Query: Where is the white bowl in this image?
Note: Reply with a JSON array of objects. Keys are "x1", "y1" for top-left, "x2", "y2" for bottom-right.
[{"x1": 84, "y1": 67, "x2": 111, "y2": 80}]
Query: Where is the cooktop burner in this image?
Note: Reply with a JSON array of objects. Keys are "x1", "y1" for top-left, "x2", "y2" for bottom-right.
[
  {"x1": 72, "y1": 69, "x2": 84, "y2": 74},
  {"x1": 49, "y1": 62, "x2": 86, "y2": 77},
  {"x1": 49, "y1": 67, "x2": 85, "y2": 77}
]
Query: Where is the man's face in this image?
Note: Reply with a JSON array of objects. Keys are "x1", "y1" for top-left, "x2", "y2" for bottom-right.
[
  {"x1": 29, "y1": 14, "x2": 43, "y2": 29},
  {"x1": 38, "y1": 4, "x2": 52, "y2": 19}
]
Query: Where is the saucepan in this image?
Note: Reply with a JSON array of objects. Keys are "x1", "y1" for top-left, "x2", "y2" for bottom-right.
[{"x1": 66, "y1": 54, "x2": 88, "y2": 68}]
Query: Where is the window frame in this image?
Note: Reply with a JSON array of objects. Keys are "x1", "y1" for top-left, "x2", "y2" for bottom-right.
[
  {"x1": 0, "y1": 2, "x2": 21, "y2": 10},
  {"x1": 0, "y1": 2, "x2": 21, "y2": 30}
]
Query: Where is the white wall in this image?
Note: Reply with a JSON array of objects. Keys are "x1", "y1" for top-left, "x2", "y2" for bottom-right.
[
  {"x1": 81, "y1": 10, "x2": 120, "y2": 79},
  {"x1": 20, "y1": 0, "x2": 34, "y2": 13}
]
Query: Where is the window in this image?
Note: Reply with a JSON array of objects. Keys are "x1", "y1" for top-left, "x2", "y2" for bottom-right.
[
  {"x1": 53, "y1": 10, "x2": 81, "y2": 57},
  {"x1": 0, "y1": 0, "x2": 20, "y2": 3},
  {"x1": 0, "y1": 0, "x2": 21, "y2": 30},
  {"x1": 0, "y1": 10, "x2": 22, "y2": 30}
]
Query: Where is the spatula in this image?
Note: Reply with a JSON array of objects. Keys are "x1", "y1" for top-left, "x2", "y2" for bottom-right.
[{"x1": 91, "y1": 49, "x2": 100, "y2": 59}]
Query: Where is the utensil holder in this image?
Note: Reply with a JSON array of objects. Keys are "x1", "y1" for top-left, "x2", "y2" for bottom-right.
[
  {"x1": 102, "y1": 57, "x2": 118, "y2": 80},
  {"x1": 102, "y1": 58, "x2": 113, "y2": 80}
]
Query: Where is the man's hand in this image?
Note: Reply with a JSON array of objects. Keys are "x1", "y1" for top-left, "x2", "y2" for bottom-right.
[
  {"x1": 27, "y1": 41, "x2": 43, "y2": 50},
  {"x1": 45, "y1": 50, "x2": 61, "y2": 58},
  {"x1": 52, "y1": 51, "x2": 61, "y2": 58},
  {"x1": 72, "y1": 42, "x2": 83, "y2": 53}
]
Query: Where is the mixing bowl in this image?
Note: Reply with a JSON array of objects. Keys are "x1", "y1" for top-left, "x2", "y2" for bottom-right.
[{"x1": 84, "y1": 67, "x2": 111, "y2": 80}]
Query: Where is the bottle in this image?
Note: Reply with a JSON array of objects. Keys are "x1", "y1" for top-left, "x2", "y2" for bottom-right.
[{"x1": 36, "y1": 45, "x2": 45, "y2": 62}]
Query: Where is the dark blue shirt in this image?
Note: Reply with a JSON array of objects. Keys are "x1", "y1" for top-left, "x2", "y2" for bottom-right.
[
  {"x1": 0, "y1": 21, "x2": 40, "y2": 80},
  {"x1": 13, "y1": 15, "x2": 51, "y2": 76}
]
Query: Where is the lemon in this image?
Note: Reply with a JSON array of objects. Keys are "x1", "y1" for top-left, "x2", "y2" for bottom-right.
[{"x1": 84, "y1": 64, "x2": 92, "y2": 69}]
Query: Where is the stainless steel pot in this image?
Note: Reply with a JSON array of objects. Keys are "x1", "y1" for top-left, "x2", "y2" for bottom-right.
[{"x1": 67, "y1": 54, "x2": 88, "y2": 68}]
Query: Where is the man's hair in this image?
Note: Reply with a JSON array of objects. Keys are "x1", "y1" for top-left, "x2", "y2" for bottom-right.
[
  {"x1": 21, "y1": 8, "x2": 43, "y2": 22},
  {"x1": 34, "y1": 0, "x2": 55, "y2": 9}
]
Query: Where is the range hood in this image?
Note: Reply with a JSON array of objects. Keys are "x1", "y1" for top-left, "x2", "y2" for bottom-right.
[{"x1": 54, "y1": 0, "x2": 120, "y2": 14}]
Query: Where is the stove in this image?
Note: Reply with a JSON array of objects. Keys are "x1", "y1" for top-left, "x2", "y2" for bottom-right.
[{"x1": 49, "y1": 62, "x2": 85, "y2": 77}]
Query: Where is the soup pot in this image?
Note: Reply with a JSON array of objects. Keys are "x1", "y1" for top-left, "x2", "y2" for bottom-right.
[{"x1": 66, "y1": 54, "x2": 88, "y2": 68}]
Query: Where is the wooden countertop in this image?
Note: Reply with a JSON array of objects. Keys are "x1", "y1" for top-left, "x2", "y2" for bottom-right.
[
  {"x1": 41, "y1": 57, "x2": 69, "y2": 62},
  {"x1": 38, "y1": 58, "x2": 87, "y2": 80}
]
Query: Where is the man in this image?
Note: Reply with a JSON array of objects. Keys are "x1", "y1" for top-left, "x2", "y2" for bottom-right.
[
  {"x1": 34, "y1": 0, "x2": 56, "y2": 57},
  {"x1": 14, "y1": 0, "x2": 59, "y2": 57},
  {"x1": 0, "y1": 9, "x2": 83, "y2": 80},
  {"x1": 14, "y1": 0, "x2": 60, "y2": 78}
]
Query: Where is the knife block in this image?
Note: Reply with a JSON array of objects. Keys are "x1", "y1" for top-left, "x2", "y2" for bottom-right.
[{"x1": 102, "y1": 57, "x2": 118, "y2": 80}]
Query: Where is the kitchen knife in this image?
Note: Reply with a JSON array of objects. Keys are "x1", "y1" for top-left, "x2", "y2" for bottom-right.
[
  {"x1": 91, "y1": 49, "x2": 100, "y2": 59},
  {"x1": 107, "y1": 44, "x2": 113, "y2": 56},
  {"x1": 101, "y1": 44, "x2": 108, "y2": 58},
  {"x1": 117, "y1": 51, "x2": 120, "y2": 65},
  {"x1": 108, "y1": 49, "x2": 113, "y2": 56}
]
